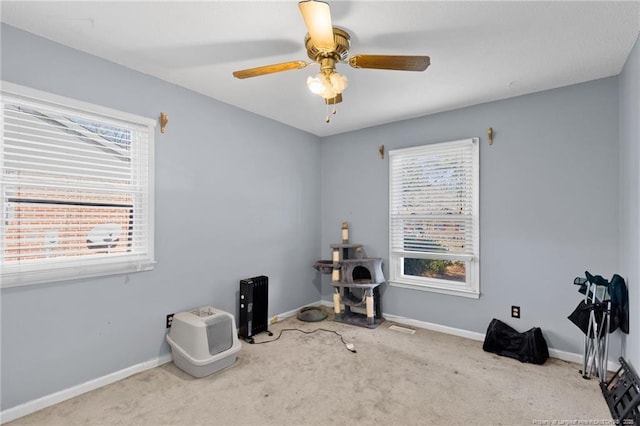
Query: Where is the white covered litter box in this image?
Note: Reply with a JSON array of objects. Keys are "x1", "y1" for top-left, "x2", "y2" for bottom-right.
[{"x1": 166, "y1": 306, "x2": 241, "y2": 378}]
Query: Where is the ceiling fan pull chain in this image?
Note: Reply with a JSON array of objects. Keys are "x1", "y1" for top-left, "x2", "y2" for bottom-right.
[{"x1": 325, "y1": 103, "x2": 331, "y2": 123}]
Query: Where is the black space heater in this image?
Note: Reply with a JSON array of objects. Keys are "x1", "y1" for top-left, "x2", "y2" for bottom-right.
[{"x1": 239, "y1": 275, "x2": 272, "y2": 343}]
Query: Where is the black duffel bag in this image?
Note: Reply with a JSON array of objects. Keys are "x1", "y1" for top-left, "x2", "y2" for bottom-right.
[{"x1": 482, "y1": 318, "x2": 549, "y2": 365}]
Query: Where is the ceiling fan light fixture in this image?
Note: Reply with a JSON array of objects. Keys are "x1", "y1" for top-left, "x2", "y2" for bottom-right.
[
  {"x1": 307, "y1": 74, "x2": 326, "y2": 95},
  {"x1": 306, "y1": 71, "x2": 347, "y2": 99},
  {"x1": 329, "y1": 72, "x2": 347, "y2": 93}
]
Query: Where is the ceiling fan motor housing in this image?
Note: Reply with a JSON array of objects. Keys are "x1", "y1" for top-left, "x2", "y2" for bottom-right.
[{"x1": 305, "y1": 27, "x2": 350, "y2": 62}]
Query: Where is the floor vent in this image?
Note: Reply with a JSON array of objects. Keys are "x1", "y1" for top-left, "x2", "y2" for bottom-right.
[{"x1": 389, "y1": 325, "x2": 416, "y2": 335}]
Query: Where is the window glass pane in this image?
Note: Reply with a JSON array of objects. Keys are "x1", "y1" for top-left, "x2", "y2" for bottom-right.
[
  {"x1": 403, "y1": 258, "x2": 466, "y2": 283},
  {"x1": 402, "y1": 219, "x2": 468, "y2": 253},
  {"x1": 3, "y1": 106, "x2": 137, "y2": 263},
  {"x1": 389, "y1": 138, "x2": 478, "y2": 296},
  {"x1": 4, "y1": 201, "x2": 131, "y2": 262},
  {"x1": 1, "y1": 82, "x2": 154, "y2": 287},
  {"x1": 67, "y1": 117, "x2": 132, "y2": 149}
]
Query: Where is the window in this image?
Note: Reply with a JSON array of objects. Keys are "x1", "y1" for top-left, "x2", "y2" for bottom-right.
[
  {"x1": 389, "y1": 138, "x2": 479, "y2": 298},
  {"x1": 1, "y1": 82, "x2": 155, "y2": 287}
]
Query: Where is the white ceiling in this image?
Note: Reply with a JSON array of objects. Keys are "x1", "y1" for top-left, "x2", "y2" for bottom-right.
[{"x1": 2, "y1": 1, "x2": 639, "y2": 137}]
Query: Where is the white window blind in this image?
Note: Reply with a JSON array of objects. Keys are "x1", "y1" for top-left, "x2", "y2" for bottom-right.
[
  {"x1": 1, "y1": 82, "x2": 155, "y2": 287},
  {"x1": 389, "y1": 138, "x2": 479, "y2": 297}
]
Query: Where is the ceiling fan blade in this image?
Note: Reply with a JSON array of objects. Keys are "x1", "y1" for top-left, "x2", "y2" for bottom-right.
[
  {"x1": 349, "y1": 55, "x2": 430, "y2": 72},
  {"x1": 299, "y1": 0, "x2": 336, "y2": 52},
  {"x1": 232, "y1": 61, "x2": 308, "y2": 79}
]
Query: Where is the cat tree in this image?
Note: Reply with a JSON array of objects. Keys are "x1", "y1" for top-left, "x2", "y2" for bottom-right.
[{"x1": 314, "y1": 222, "x2": 385, "y2": 328}]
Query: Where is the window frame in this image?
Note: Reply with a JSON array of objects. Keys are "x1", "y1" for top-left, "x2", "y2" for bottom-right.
[
  {"x1": 388, "y1": 138, "x2": 480, "y2": 298},
  {"x1": 1, "y1": 81, "x2": 156, "y2": 288}
]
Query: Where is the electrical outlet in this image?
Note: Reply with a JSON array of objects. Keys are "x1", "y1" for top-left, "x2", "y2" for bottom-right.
[
  {"x1": 511, "y1": 306, "x2": 521, "y2": 318},
  {"x1": 166, "y1": 313, "x2": 174, "y2": 329}
]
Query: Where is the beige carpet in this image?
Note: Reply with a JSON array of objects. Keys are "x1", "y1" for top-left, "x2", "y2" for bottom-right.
[{"x1": 9, "y1": 309, "x2": 611, "y2": 425}]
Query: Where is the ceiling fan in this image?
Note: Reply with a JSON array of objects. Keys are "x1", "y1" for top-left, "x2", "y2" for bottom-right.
[{"x1": 232, "y1": 0, "x2": 430, "y2": 110}]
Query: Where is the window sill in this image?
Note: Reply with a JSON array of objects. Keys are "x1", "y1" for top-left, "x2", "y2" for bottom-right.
[
  {"x1": 389, "y1": 280, "x2": 480, "y2": 299},
  {"x1": 1, "y1": 259, "x2": 155, "y2": 288}
]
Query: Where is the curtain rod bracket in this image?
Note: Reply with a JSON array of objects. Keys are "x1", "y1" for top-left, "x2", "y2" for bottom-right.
[{"x1": 160, "y1": 112, "x2": 169, "y2": 134}]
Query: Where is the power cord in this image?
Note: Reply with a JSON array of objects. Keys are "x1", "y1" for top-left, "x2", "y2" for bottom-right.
[{"x1": 252, "y1": 328, "x2": 357, "y2": 353}]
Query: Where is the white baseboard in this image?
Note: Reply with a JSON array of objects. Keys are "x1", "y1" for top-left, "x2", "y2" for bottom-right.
[
  {"x1": 383, "y1": 311, "x2": 620, "y2": 372},
  {"x1": 273, "y1": 301, "x2": 321, "y2": 323},
  {"x1": 1, "y1": 301, "x2": 321, "y2": 423},
  {"x1": 323, "y1": 300, "x2": 621, "y2": 373},
  {"x1": 3, "y1": 300, "x2": 619, "y2": 424},
  {"x1": 0, "y1": 353, "x2": 173, "y2": 424},
  {"x1": 383, "y1": 312, "x2": 486, "y2": 342},
  {"x1": 546, "y1": 348, "x2": 620, "y2": 372}
]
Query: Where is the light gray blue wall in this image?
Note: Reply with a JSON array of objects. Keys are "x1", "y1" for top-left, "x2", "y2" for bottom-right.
[
  {"x1": 0, "y1": 24, "x2": 322, "y2": 410},
  {"x1": 619, "y1": 34, "x2": 640, "y2": 369},
  {"x1": 320, "y1": 77, "x2": 621, "y2": 357},
  {"x1": 2, "y1": 21, "x2": 637, "y2": 415}
]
